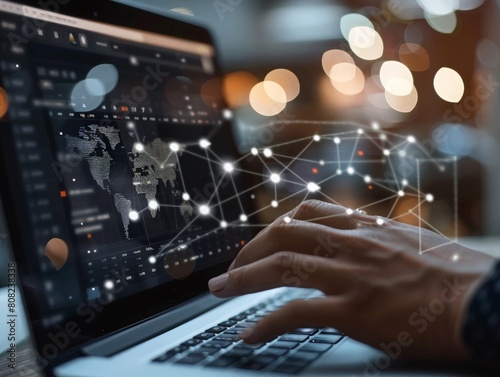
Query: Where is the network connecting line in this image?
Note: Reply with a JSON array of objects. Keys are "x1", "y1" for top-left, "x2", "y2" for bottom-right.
[{"x1": 125, "y1": 120, "x2": 459, "y2": 259}]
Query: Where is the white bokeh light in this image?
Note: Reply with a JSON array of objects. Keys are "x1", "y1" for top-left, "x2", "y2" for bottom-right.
[
  {"x1": 129, "y1": 211, "x2": 139, "y2": 221},
  {"x1": 223, "y1": 162, "x2": 234, "y2": 173},
  {"x1": 199, "y1": 139, "x2": 211, "y2": 149},
  {"x1": 307, "y1": 182, "x2": 320, "y2": 192},
  {"x1": 148, "y1": 200, "x2": 159, "y2": 210},
  {"x1": 169, "y1": 142, "x2": 180, "y2": 152}
]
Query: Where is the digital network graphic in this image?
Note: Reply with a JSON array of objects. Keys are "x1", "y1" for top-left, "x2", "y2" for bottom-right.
[{"x1": 116, "y1": 119, "x2": 459, "y2": 260}]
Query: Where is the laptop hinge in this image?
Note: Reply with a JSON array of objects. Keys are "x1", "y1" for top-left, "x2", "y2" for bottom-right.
[{"x1": 81, "y1": 293, "x2": 227, "y2": 357}]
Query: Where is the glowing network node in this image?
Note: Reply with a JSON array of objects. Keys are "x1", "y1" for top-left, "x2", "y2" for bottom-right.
[
  {"x1": 251, "y1": 147, "x2": 259, "y2": 156},
  {"x1": 222, "y1": 109, "x2": 233, "y2": 119},
  {"x1": 148, "y1": 200, "x2": 159, "y2": 210},
  {"x1": 452, "y1": 254, "x2": 459, "y2": 262},
  {"x1": 263, "y1": 148, "x2": 273, "y2": 158},
  {"x1": 347, "y1": 166, "x2": 355, "y2": 175},
  {"x1": 284, "y1": 216, "x2": 291, "y2": 223},
  {"x1": 127, "y1": 122, "x2": 135, "y2": 129},
  {"x1": 182, "y1": 193, "x2": 190, "y2": 201},
  {"x1": 346, "y1": 208, "x2": 354, "y2": 215},
  {"x1": 270, "y1": 173, "x2": 281, "y2": 184},
  {"x1": 380, "y1": 134, "x2": 387, "y2": 141},
  {"x1": 333, "y1": 137, "x2": 341, "y2": 144},
  {"x1": 319, "y1": 160, "x2": 325, "y2": 166},
  {"x1": 129, "y1": 211, "x2": 139, "y2": 221},
  {"x1": 364, "y1": 175, "x2": 372, "y2": 183},
  {"x1": 383, "y1": 149, "x2": 391, "y2": 156},
  {"x1": 223, "y1": 162, "x2": 234, "y2": 173},
  {"x1": 372, "y1": 122, "x2": 380, "y2": 130},
  {"x1": 336, "y1": 169, "x2": 343, "y2": 175},
  {"x1": 271, "y1": 200, "x2": 278, "y2": 208},
  {"x1": 407, "y1": 135, "x2": 416, "y2": 143},
  {"x1": 220, "y1": 220, "x2": 228, "y2": 228},
  {"x1": 104, "y1": 280, "x2": 114, "y2": 290},
  {"x1": 376, "y1": 218, "x2": 385, "y2": 225},
  {"x1": 133, "y1": 143, "x2": 145, "y2": 153},
  {"x1": 307, "y1": 182, "x2": 320, "y2": 192},
  {"x1": 402, "y1": 179, "x2": 409, "y2": 186},
  {"x1": 199, "y1": 139, "x2": 211, "y2": 149},
  {"x1": 148, "y1": 256, "x2": 157, "y2": 264},
  {"x1": 398, "y1": 190, "x2": 405, "y2": 197},
  {"x1": 425, "y1": 194, "x2": 435, "y2": 202},
  {"x1": 199, "y1": 205, "x2": 210, "y2": 216},
  {"x1": 357, "y1": 129, "x2": 364, "y2": 135},
  {"x1": 313, "y1": 134, "x2": 321, "y2": 142},
  {"x1": 169, "y1": 142, "x2": 180, "y2": 152},
  {"x1": 240, "y1": 214, "x2": 248, "y2": 222}
]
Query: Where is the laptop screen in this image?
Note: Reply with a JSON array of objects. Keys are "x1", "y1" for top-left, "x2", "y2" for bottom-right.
[{"x1": 0, "y1": 0, "x2": 253, "y2": 361}]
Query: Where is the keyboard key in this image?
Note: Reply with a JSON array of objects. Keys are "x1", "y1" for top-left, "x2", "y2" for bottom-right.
[
  {"x1": 181, "y1": 339, "x2": 202, "y2": 347},
  {"x1": 196, "y1": 347, "x2": 219, "y2": 356},
  {"x1": 225, "y1": 348, "x2": 255, "y2": 357},
  {"x1": 273, "y1": 362, "x2": 307, "y2": 374},
  {"x1": 206, "y1": 326, "x2": 227, "y2": 333},
  {"x1": 214, "y1": 334, "x2": 240, "y2": 342},
  {"x1": 152, "y1": 345, "x2": 188, "y2": 362},
  {"x1": 234, "y1": 343, "x2": 266, "y2": 350},
  {"x1": 237, "y1": 355, "x2": 276, "y2": 370},
  {"x1": 321, "y1": 327, "x2": 343, "y2": 335},
  {"x1": 224, "y1": 328, "x2": 245, "y2": 335},
  {"x1": 206, "y1": 340, "x2": 232, "y2": 349},
  {"x1": 234, "y1": 322, "x2": 254, "y2": 329},
  {"x1": 311, "y1": 335, "x2": 343, "y2": 344},
  {"x1": 194, "y1": 332, "x2": 215, "y2": 340},
  {"x1": 229, "y1": 314, "x2": 247, "y2": 321},
  {"x1": 290, "y1": 328, "x2": 319, "y2": 335},
  {"x1": 218, "y1": 320, "x2": 237, "y2": 327},
  {"x1": 300, "y1": 343, "x2": 332, "y2": 353},
  {"x1": 260, "y1": 347, "x2": 289, "y2": 357},
  {"x1": 175, "y1": 353, "x2": 205, "y2": 365},
  {"x1": 207, "y1": 355, "x2": 241, "y2": 367},
  {"x1": 152, "y1": 353, "x2": 176, "y2": 363},
  {"x1": 280, "y1": 334, "x2": 309, "y2": 342},
  {"x1": 288, "y1": 351, "x2": 320, "y2": 362},
  {"x1": 271, "y1": 341, "x2": 300, "y2": 349}
]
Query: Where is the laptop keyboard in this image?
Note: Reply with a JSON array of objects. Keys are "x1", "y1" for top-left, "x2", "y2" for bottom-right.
[{"x1": 151, "y1": 289, "x2": 345, "y2": 374}]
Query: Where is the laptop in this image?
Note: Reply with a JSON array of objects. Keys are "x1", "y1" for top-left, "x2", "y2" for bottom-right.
[{"x1": 0, "y1": 1, "x2": 477, "y2": 376}]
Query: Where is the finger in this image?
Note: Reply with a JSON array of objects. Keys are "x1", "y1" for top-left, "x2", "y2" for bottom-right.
[
  {"x1": 289, "y1": 199, "x2": 374, "y2": 229},
  {"x1": 239, "y1": 297, "x2": 346, "y2": 344},
  {"x1": 229, "y1": 217, "x2": 346, "y2": 271},
  {"x1": 210, "y1": 252, "x2": 347, "y2": 298}
]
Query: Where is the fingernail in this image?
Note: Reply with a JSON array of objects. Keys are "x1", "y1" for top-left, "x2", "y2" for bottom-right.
[
  {"x1": 209, "y1": 273, "x2": 229, "y2": 292},
  {"x1": 239, "y1": 327, "x2": 254, "y2": 340}
]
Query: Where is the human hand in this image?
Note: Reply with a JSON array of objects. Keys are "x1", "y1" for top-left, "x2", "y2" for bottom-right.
[{"x1": 208, "y1": 200, "x2": 496, "y2": 360}]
